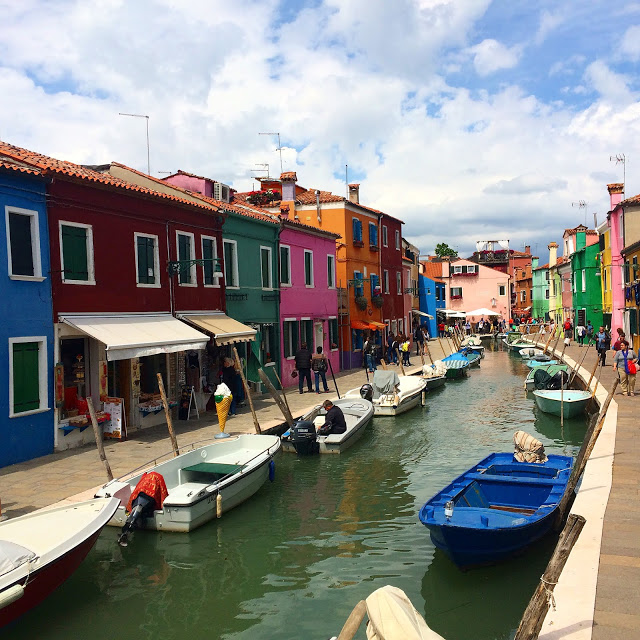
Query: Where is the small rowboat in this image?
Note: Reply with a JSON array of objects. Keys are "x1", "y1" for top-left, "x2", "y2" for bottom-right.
[
  {"x1": 525, "y1": 358, "x2": 558, "y2": 369},
  {"x1": 418, "y1": 452, "x2": 572, "y2": 568},
  {"x1": 533, "y1": 389, "x2": 591, "y2": 419},
  {"x1": 524, "y1": 364, "x2": 569, "y2": 391},
  {"x1": 0, "y1": 498, "x2": 120, "y2": 628}
]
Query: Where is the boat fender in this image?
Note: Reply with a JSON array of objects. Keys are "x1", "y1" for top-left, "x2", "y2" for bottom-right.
[
  {"x1": 216, "y1": 493, "x2": 223, "y2": 519},
  {"x1": 269, "y1": 459, "x2": 276, "y2": 482},
  {"x1": 0, "y1": 584, "x2": 24, "y2": 611}
]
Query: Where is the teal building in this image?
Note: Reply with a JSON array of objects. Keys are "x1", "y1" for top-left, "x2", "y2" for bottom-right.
[{"x1": 531, "y1": 257, "x2": 550, "y2": 321}]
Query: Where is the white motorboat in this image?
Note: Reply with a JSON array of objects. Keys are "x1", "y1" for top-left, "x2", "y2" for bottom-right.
[
  {"x1": 0, "y1": 498, "x2": 120, "y2": 628},
  {"x1": 95, "y1": 434, "x2": 281, "y2": 536},
  {"x1": 281, "y1": 397, "x2": 374, "y2": 454},
  {"x1": 519, "y1": 347, "x2": 546, "y2": 359},
  {"x1": 344, "y1": 370, "x2": 427, "y2": 416}
]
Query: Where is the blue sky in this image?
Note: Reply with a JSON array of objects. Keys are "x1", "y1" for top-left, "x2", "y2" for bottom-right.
[{"x1": 1, "y1": 0, "x2": 639, "y2": 258}]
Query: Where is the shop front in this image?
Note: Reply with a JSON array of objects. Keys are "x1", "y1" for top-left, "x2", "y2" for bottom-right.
[{"x1": 55, "y1": 314, "x2": 209, "y2": 450}]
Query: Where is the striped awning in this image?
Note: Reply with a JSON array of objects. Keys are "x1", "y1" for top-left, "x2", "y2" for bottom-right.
[{"x1": 177, "y1": 313, "x2": 256, "y2": 346}]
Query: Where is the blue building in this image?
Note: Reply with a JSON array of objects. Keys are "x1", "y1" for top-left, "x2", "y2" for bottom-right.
[
  {"x1": 0, "y1": 159, "x2": 54, "y2": 467},
  {"x1": 418, "y1": 275, "x2": 444, "y2": 337}
]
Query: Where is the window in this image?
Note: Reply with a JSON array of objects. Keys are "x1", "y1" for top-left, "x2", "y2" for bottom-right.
[
  {"x1": 450, "y1": 287, "x2": 463, "y2": 299},
  {"x1": 280, "y1": 245, "x2": 291, "y2": 286},
  {"x1": 383, "y1": 270, "x2": 389, "y2": 294},
  {"x1": 467, "y1": 264, "x2": 477, "y2": 274},
  {"x1": 498, "y1": 285, "x2": 506, "y2": 296},
  {"x1": 395, "y1": 229, "x2": 400, "y2": 250},
  {"x1": 353, "y1": 270, "x2": 364, "y2": 297},
  {"x1": 453, "y1": 265, "x2": 463, "y2": 274},
  {"x1": 435, "y1": 288, "x2": 440, "y2": 301},
  {"x1": 283, "y1": 319, "x2": 299, "y2": 358},
  {"x1": 369, "y1": 222, "x2": 378, "y2": 246},
  {"x1": 396, "y1": 271, "x2": 402, "y2": 294},
  {"x1": 580, "y1": 268, "x2": 586, "y2": 292},
  {"x1": 520, "y1": 290, "x2": 526, "y2": 302},
  {"x1": 328, "y1": 317, "x2": 338, "y2": 349},
  {"x1": 382, "y1": 225, "x2": 388, "y2": 247},
  {"x1": 352, "y1": 218, "x2": 363, "y2": 243},
  {"x1": 223, "y1": 239, "x2": 239, "y2": 288},
  {"x1": 634, "y1": 256, "x2": 638, "y2": 281},
  {"x1": 9, "y1": 337, "x2": 48, "y2": 417},
  {"x1": 6, "y1": 207, "x2": 42, "y2": 280},
  {"x1": 60, "y1": 221, "x2": 94, "y2": 284},
  {"x1": 135, "y1": 233, "x2": 160, "y2": 287},
  {"x1": 201, "y1": 236, "x2": 220, "y2": 286},
  {"x1": 304, "y1": 250, "x2": 314, "y2": 287},
  {"x1": 176, "y1": 231, "x2": 196, "y2": 285},
  {"x1": 370, "y1": 273, "x2": 379, "y2": 296},
  {"x1": 260, "y1": 246, "x2": 273, "y2": 289},
  {"x1": 545, "y1": 288, "x2": 550, "y2": 299},
  {"x1": 529, "y1": 289, "x2": 533, "y2": 301},
  {"x1": 603, "y1": 267, "x2": 608, "y2": 291},
  {"x1": 300, "y1": 319, "x2": 313, "y2": 347},
  {"x1": 327, "y1": 254, "x2": 335, "y2": 288},
  {"x1": 545, "y1": 272, "x2": 550, "y2": 281}
]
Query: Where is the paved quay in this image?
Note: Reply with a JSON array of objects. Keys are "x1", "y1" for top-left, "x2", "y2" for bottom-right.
[{"x1": 0, "y1": 343, "x2": 439, "y2": 518}]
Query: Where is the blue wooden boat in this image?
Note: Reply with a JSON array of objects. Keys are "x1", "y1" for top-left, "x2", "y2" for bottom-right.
[
  {"x1": 418, "y1": 452, "x2": 573, "y2": 568},
  {"x1": 458, "y1": 347, "x2": 481, "y2": 367}
]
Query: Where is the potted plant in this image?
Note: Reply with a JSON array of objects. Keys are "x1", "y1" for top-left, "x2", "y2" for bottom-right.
[
  {"x1": 371, "y1": 295, "x2": 384, "y2": 308},
  {"x1": 355, "y1": 296, "x2": 368, "y2": 311}
]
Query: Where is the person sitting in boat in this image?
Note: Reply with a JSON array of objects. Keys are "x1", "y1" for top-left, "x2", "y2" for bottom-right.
[{"x1": 317, "y1": 399, "x2": 346, "y2": 435}]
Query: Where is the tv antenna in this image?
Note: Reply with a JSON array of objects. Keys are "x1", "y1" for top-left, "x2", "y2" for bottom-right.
[
  {"x1": 259, "y1": 132, "x2": 283, "y2": 173},
  {"x1": 572, "y1": 200, "x2": 587, "y2": 225},
  {"x1": 609, "y1": 153, "x2": 626, "y2": 197},
  {"x1": 251, "y1": 163, "x2": 270, "y2": 178}
]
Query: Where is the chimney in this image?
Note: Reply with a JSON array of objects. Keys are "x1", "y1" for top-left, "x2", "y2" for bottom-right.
[
  {"x1": 280, "y1": 171, "x2": 297, "y2": 202},
  {"x1": 548, "y1": 242, "x2": 558, "y2": 268},
  {"x1": 348, "y1": 183, "x2": 360, "y2": 204},
  {"x1": 525, "y1": 245, "x2": 531, "y2": 255},
  {"x1": 607, "y1": 182, "x2": 624, "y2": 210}
]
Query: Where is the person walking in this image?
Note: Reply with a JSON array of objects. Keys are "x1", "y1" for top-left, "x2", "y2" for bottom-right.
[
  {"x1": 613, "y1": 328, "x2": 626, "y2": 351},
  {"x1": 220, "y1": 357, "x2": 241, "y2": 417},
  {"x1": 294, "y1": 342, "x2": 313, "y2": 393},
  {"x1": 414, "y1": 324, "x2": 424, "y2": 356},
  {"x1": 386, "y1": 332, "x2": 395, "y2": 365},
  {"x1": 596, "y1": 326, "x2": 609, "y2": 366},
  {"x1": 363, "y1": 335, "x2": 377, "y2": 373},
  {"x1": 438, "y1": 321, "x2": 445, "y2": 338},
  {"x1": 614, "y1": 339, "x2": 637, "y2": 396},
  {"x1": 576, "y1": 323, "x2": 586, "y2": 346},
  {"x1": 586, "y1": 321, "x2": 594, "y2": 344},
  {"x1": 311, "y1": 346, "x2": 330, "y2": 394},
  {"x1": 400, "y1": 336, "x2": 411, "y2": 366},
  {"x1": 563, "y1": 317, "x2": 573, "y2": 342}
]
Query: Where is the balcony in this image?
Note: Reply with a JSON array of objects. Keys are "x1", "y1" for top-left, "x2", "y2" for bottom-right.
[
  {"x1": 451, "y1": 270, "x2": 478, "y2": 277},
  {"x1": 369, "y1": 244, "x2": 379, "y2": 252},
  {"x1": 450, "y1": 294, "x2": 463, "y2": 300},
  {"x1": 353, "y1": 240, "x2": 364, "y2": 248}
]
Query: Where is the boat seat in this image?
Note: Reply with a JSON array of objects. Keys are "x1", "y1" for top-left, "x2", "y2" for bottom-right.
[
  {"x1": 180, "y1": 463, "x2": 245, "y2": 484},
  {"x1": 460, "y1": 481, "x2": 490, "y2": 509},
  {"x1": 466, "y1": 472, "x2": 561, "y2": 486}
]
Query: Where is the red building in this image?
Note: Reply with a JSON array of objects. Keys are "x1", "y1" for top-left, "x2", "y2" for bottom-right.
[
  {"x1": 0, "y1": 142, "x2": 226, "y2": 448},
  {"x1": 379, "y1": 213, "x2": 406, "y2": 338}
]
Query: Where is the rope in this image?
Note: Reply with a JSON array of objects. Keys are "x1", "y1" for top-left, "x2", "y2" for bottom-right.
[{"x1": 540, "y1": 575, "x2": 558, "y2": 610}]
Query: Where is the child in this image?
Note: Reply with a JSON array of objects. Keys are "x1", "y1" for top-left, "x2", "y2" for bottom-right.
[{"x1": 401, "y1": 338, "x2": 411, "y2": 366}]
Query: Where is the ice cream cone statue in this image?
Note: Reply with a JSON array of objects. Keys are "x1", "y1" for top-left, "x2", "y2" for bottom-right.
[{"x1": 214, "y1": 383, "x2": 232, "y2": 439}]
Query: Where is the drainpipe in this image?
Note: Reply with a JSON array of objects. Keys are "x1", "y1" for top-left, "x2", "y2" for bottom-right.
[
  {"x1": 166, "y1": 220, "x2": 174, "y2": 316},
  {"x1": 316, "y1": 190, "x2": 321, "y2": 223}
]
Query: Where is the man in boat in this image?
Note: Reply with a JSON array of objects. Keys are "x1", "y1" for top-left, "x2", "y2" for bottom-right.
[{"x1": 317, "y1": 399, "x2": 347, "y2": 435}]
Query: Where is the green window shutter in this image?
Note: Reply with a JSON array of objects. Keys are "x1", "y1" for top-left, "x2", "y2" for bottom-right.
[
  {"x1": 61, "y1": 225, "x2": 89, "y2": 281},
  {"x1": 13, "y1": 342, "x2": 40, "y2": 413},
  {"x1": 137, "y1": 236, "x2": 155, "y2": 284},
  {"x1": 283, "y1": 321, "x2": 291, "y2": 357},
  {"x1": 203, "y1": 239, "x2": 214, "y2": 285},
  {"x1": 178, "y1": 234, "x2": 191, "y2": 284},
  {"x1": 305, "y1": 252, "x2": 313, "y2": 286},
  {"x1": 9, "y1": 213, "x2": 34, "y2": 276},
  {"x1": 224, "y1": 242, "x2": 235, "y2": 286},
  {"x1": 293, "y1": 321, "x2": 299, "y2": 353},
  {"x1": 261, "y1": 249, "x2": 270, "y2": 288},
  {"x1": 280, "y1": 247, "x2": 290, "y2": 284}
]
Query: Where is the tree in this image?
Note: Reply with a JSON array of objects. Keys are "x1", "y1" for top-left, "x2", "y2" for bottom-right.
[{"x1": 435, "y1": 242, "x2": 458, "y2": 258}]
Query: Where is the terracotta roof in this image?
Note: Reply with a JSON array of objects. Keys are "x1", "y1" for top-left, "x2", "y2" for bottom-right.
[
  {"x1": 0, "y1": 142, "x2": 219, "y2": 212},
  {"x1": 621, "y1": 193, "x2": 640, "y2": 206},
  {"x1": 608, "y1": 183, "x2": 624, "y2": 194},
  {"x1": 296, "y1": 189, "x2": 345, "y2": 205},
  {"x1": 280, "y1": 171, "x2": 297, "y2": 181},
  {"x1": 0, "y1": 155, "x2": 43, "y2": 176},
  {"x1": 421, "y1": 262, "x2": 444, "y2": 282},
  {"x1": 563, "y1": 224, "x2": 597, "y2": 236},
  {"x1": 533, "y1": 262, "x2": 549, "y2": 270}
]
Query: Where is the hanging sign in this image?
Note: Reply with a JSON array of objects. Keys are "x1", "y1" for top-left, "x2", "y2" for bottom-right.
[
  {"x1": 103, "y1": 397, "x2": 126, "y2": 440},
  {"x1": 99, "y1": 360, "x2": 108, "y2": 400},
  {"x1": 54, "y1": 364, "x2": 64, "y2": 408}
]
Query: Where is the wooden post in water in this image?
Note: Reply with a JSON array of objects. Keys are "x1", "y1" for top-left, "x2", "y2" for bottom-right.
[
  {"x1": 569, "y1": 343, "x2": 591, "y2": 386},
  {"x1": 380, "y1": 359, "x2": 388, "y2": 370},
  {"x1": 424, "y1": 342, "x2": 434, "y2": 365},
  {"x1": 514, "y1": 513, "x2": 586, "y2": 640},
  {"x1": 437, "y1": 336, "x2": 447, "y2": 359},
  {"x1": 336, "y1": 600, "x2": 367, "y2": 640},
  {"x1": 273, "y1": 368, "x2": 291, "y2": 416},
  {"x1": 542, "y1": 330, "x2": 554, "y2": 355},
  {"x1": 558, "y1": 340, "x2": 568, "y2": 364},
  {"x1": 556, "y1": 379, "x2": 618, "y2": 527},
  {"x1": 396, "y1": 349, "x2": 405, "y2": 376},
  {"x1": 87, "y1": 396, "x2": 114, "y2": 481},
  {"x1": 258, "y1": 368, "x2": 294, "y2": 427},
  {"x1": 551, "y1": 331, "x2": 562, "y2": 358},
  {"x1": 585, "y1": 357, "x2": 600, "y2": 392},
  {"x1": 157, "y1": 373, "x2": 179, "y2": 457},
  {"x1": 233, "y1": 347, "x2": 261, "y2": 435}
]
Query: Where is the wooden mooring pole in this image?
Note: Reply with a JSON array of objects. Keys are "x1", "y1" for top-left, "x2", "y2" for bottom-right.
[
  {"x1": 258, "y1": 368, "x2": 294, "y2": 427},
  {"x1": 514, "y1": 513, "x2": 586, "y2": 640},
  {"x1": 157, "y1": 373, "x2": 179, "y2": 457},
  {"x1": 87, "y1": 396, "x2": 114, "y2": 481},
  {"x1": 233, "y1": 347, "x2": 261, "y2": 435}
]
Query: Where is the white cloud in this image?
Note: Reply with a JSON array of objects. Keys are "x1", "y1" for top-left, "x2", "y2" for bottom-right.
[
  {"x1": 619, "y1": 24, "x2": 640, "y2": 62},
  {"x1": 468, "y1": 39, "x2": 522, "y2": 76},
  {"x1": 535, "y1": 9, "x2": 565, "y2": 45}
]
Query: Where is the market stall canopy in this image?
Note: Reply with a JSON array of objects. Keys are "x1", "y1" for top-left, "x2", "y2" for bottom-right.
[
  {"x1": 412, "y1": 310, "x2": 434, "y2": 319},
  {"x1": 350, "y1": 320, "x2": 375, "y2": 330},
  {"x1": 59, "y1": 314, "x2": 209, "y2": 361},
  {"x1": 369, "y1": 321, "x2": 387, "y2": 329},
  {"x1": 177, "y1": 313, "x2": 256, "y2": 346},
  {"x1": 465, "y1": 308, "x2": 501, "y2": 317}
]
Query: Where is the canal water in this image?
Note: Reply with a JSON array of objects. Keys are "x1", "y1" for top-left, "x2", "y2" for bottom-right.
[{"x1": 6, "y1": 345, "x2": 588, "y2": 640}]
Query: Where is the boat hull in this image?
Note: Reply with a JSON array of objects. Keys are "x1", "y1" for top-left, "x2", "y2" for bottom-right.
[
  {"x1": 445, "y1": 367, "x2": 468, "y2": 379},
  {"x1": 533, "y1": 390, "x2": 590, "y2": 418},
  {"x1": 424, "y1": 375, "x2": 446, "y2": 390},
  {"x1": 372, "y1": 390, "x2": 423, "y2": 416}
]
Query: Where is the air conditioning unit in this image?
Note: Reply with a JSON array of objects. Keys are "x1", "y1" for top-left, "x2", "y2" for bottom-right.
[{"x1": 213, "y1": 182, "x2": 231, "y2": 203}]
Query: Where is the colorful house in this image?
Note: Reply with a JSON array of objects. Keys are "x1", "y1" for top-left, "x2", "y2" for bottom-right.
[
  {"x1": 379, "y1": 211, "x2": 406, "y2": 340},
  {"x1": 417, "y1": 275, "x2": 439, "y2": 337},
  {"x1": 601, "y1": 183, "x2": 626, "y2": 331},
  {"x1": 0, "y1": 156, "x2": 54, "y2": 467},
  {"x1": 571, "y1": 230, "x2": 603, "y2": 332},
  {"x1": 531, "y1": 258, "x2": 550, "y2": 321},
  {"x1": 620, "y1": 189, "x2": 640, "y2": 351}
]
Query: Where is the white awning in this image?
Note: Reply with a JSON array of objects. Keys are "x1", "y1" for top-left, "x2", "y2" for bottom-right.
[
  {"x1": 177, "y1": 313, "x2": 256, "y2": 346},
  {"x1": 60, "y1": 314, "x2": 209, "y2": 361},
  {"x1": 412, "y1": 310, "x2": 434, "y2": 319}
]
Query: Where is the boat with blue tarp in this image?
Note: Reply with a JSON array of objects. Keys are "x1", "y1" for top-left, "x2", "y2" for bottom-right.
[
  {"x1": 418, "y1": 450, "x2": 572, "y2": 568},
  {"x1": 441, "y1": 352, "x2": 470, "y2": 379}
]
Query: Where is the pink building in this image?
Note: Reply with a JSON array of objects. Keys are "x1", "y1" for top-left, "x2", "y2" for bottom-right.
[
  {"x1": 278, "y1": 219, "x2": 341, "y2": 387},
  {"x1": 607, "y1": 184, "x2": 626, "y2": 332},
  {"x1": 442, "y1": 258, "x2": 511, "y2": 321}
]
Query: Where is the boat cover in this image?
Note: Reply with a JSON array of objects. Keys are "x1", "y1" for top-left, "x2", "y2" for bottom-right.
[
  {"x1": 441, "y1": 353, "x2": 469, "y2": 369},
  {"x1": 126, "y1": 472, "x2": 169, "y2": 512},
  {"x1": 423, "y1": 362, "x2": 446, "y2": 378},
  {"x1": 372, "y1": 371, "x2": 400, "y2": 398},
  {"x1": 513, "y1": 430, "x2": 548, "y2": 464},
  {"x1": 0, "y1": 540, "x2": 36, "y2": 577},
  {"x1": 365, "y1": 586, "x2": 445, "y2": 640}
]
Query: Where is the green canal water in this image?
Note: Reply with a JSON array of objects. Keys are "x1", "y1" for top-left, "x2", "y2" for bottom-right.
[{"x1": 6, "y1": 345, "x2": 588, "y2": 640}]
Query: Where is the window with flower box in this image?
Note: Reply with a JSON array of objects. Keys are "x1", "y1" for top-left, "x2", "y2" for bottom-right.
[{"x1": 450, "y1": 287, "x2": 463, "y2": 299}]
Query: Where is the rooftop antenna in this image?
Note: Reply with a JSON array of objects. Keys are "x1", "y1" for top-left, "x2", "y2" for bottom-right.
[
  {"x1": 610, "y1": 153, "x2": 626, "y2": 197},
  {"x1": 572, "y1": 200, "x2": 587, "y2": 225},
  {"x1": 119, "y1": 113, "x2": 150, "y2": 175},
  {"x1": 251, "y1": 163, "x2": 270, "y2": 179},
  {"x1": 345, "y1": 164, "x2": 348, "y2": 198},
  {"x1": 259, "y1": 132, "x2": 282, "y2": 173}
]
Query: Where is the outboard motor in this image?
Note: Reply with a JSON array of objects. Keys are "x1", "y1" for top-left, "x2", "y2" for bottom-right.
[
  {"x1": 290, "y1": 420, "x2": 319, "y2": 456},
  {"x1": 360, "y1": 383, "x2": 374, "y2": 402},
  {"x1": 118, "y1": 492, "x2": 156, "y2": 547}
]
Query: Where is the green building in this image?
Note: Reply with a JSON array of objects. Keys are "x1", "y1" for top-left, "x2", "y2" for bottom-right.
[
  {"x1": 571, "y1": 230, "x2": 603, "y2": 332},
  {"x1": 531, "y1": 257, "x2": 550, "y2": 321}
]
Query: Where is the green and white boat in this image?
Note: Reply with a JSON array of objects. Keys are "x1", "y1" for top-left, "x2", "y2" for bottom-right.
[
  {"x1": 524, "y1": 363, "x2": 569, "y2": 391},
  {"x1": 533, "y1": 389, "x2": 591, "y2": 419}
]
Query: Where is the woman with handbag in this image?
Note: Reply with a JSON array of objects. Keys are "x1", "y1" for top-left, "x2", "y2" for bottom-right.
[
  {"x1": 613, "y1": 339, "x2": 637, "y2": 396},
  {"x1": 311, "y1": 347, "x2": 330, "y2": 394}
]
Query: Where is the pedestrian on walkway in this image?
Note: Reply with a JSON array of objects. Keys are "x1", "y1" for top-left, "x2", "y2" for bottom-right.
[
  {"x1": 414, "y1": 325, "x2": 424, "y2": 356},
  {"x1": 220, "y1": 357, "x2": 242, "y2": 416},
  {"x1": 596, "y1": 326, "x2": 609, "y2": 366},
  {"x1": 614, "y1": 339, "x2": 637, "y2": 396},
  {"x1": 613, "y1": 328, "x2": 626, "y2": 351},
  {"x1": 586, "y1": 321, "x2": 594, "y2": 344},
  {"x1": 576, "y1": 323, "x2": 586, "y2": 346},
  {"x1": 295, "y1": 342, "x2": 313, "y2": 393},
  {"x1": 363, "y1": 336, "x2": 377, "y2": 373},
  {"x1": 400, "y1": 336, "x2": 411, "y2": 366},
  {"x1": 438, "y1": 321, "x2": 445, "y2": 338},
  {"x1": 311, "y1": 346, "x2": 330, "y2": 394}
]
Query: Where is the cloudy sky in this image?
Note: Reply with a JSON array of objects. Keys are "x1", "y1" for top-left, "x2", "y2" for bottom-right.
[{"x1": 1, "y1": 0, "x2": 639, "y2": 258}]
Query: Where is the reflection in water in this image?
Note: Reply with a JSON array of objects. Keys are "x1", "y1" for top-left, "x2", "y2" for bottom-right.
[{"x1": 3, "y1": 348, "x2": 587, "y2": 640}]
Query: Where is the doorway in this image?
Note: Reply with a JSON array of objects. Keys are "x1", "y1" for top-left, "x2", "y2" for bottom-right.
[{"x1": 314, "y1": 322, "x2": 323, "y2": 353}]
